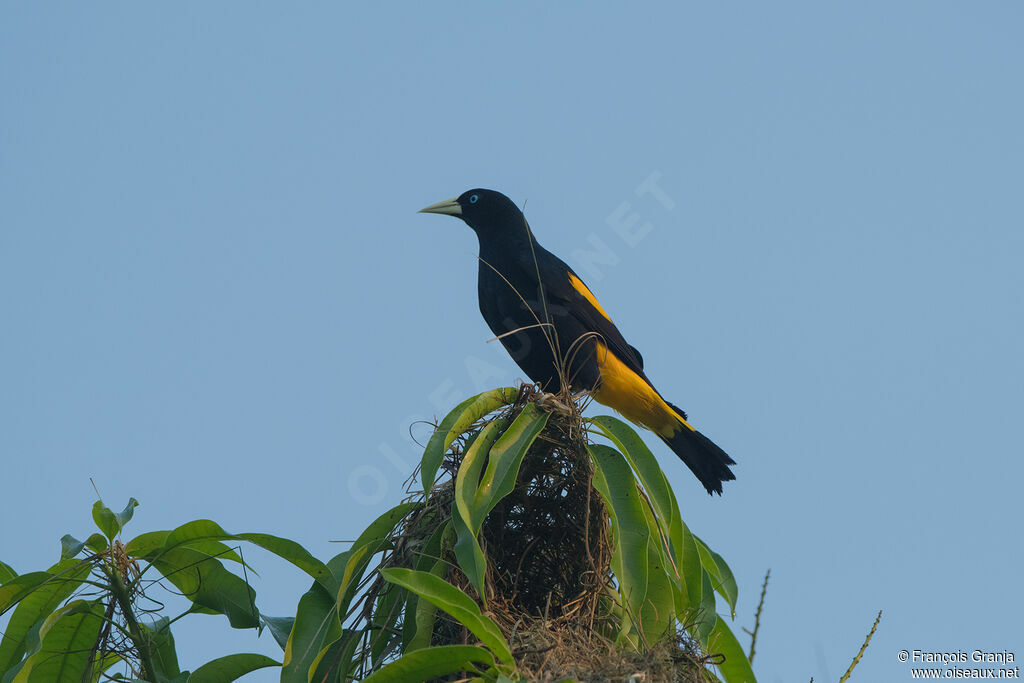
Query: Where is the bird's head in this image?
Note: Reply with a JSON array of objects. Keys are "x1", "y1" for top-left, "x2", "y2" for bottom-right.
[{"x1": 419, "y1": 188, "x2": 527, "y2": 237}]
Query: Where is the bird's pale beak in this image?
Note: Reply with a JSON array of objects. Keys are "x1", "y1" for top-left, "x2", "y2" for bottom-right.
[{"x1": 418, "y1": 197, "x2": 462, "y2": 216}]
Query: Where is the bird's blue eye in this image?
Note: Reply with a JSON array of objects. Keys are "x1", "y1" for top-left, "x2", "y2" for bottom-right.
[{"x1": 469, "y1": 194, "x2": 479, "y2": 204}]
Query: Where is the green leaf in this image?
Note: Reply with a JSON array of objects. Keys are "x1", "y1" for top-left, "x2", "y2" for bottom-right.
[
  {"x1": 709, "y1": 614, "x2": 757, "y2": 683},
  {"x1": 711, "y1": 549, "x2": 738, "y2": 617},
  {"x1": 470, "y1": 402, "x2": 549, "y2": 526},
  {"x1": 332, "y1": 544, "x2": 370, "y2": 617},
  {"x1": 406, "y1": 555, "x2": 448, "y2": 652},
  {"x1": 14, "y1": 599, "x2": 105, "y2": 683},
  {"x1": 1, "y1": 619, "x2": 41, "y2": 683},
  {"x1": 160, "y1": 520, "x2": 241, "y2": 555},
  {"x1": 593, "y1": 418, "x2": 709, "y2": 646},
  {"x1": 636, "y1": 490, "x2": 677, "y2": 644},
  {"x1": 381, "y1": 568, "x2": 512, "y2": 666},
  {"x1": 330, "y1": 502, "x2": 421, "y2": 615},
  {"x1": 146, "y1": 520, "x2": 330, "y2": 589},
  {"x1": 0, "y1": 573, "x2": 50, "y2": 615},
  {"x1": 589, "y1": 415, "x2": 683, "y2": 555},
  {"x1": 361, "y1": 645, "x2": 495, "y2": 683},
  {"x1": 89, "y1": 651, "x2": 121, "y2": 683},
  {"x1": 58, "y1": 536, "x2": 86, "y2": 561},
  {"x1": 233, "y1": 533, "x2": 327, "y2": 584},
  {"x1": 0, "y1": 560, "x2": 92, "y2": 673},
  {"x1": 53, "y1": 534, "x2": 104, "y2": 563},
  {"x1": 694, "y1": 570, "x2": 718, "y2": 646},
  {"x1": 124, "y1": 530, "x2": 170, "y2": 557},
  {"x1": 133, "y1": 525, "x2": 325, "y2": 631},
  {"x1": 178, "y1": 540, "x2": 249, "y2": 570},
  {"x1": 408, "y1": 591, "x2": 436, "y2": 653},
  {"x1": 694, "y1": 535, "x2": 738, "y2": 617},
  {"x1": 0, "y1": 562, "x2": 16, "y2": 585},
  {"x1": 139, "y1": 617, "x2": 181, "y2": 679},
  {"x1": 84, "y1": 534, "x2": 108, "y2": 553},
  {"x1": 588, "y1": 444, "x2": 652, "y2": 645},
  {"x1": 421, "y1": 387, "x2": 520, "y2": 492},
  {"x1": 452, "y1": 418, "x2": 505, "y2": 598},
  {"x1": 281, "y1": 582, "x2": 340, "y2": 683},
  {"x1": 402, "y1": 521, "x2": 449, "y2": 651},
  {"x1": 187, "y1": 653, "x2": 280, "y2": 683},
  {"x1": 347, "y1": 503, "x2": 422, "y2": 559},
  {"x1": 147, "y1": 547, "x2": 258, "y2": 629},
  {"x1": 453, "y1": 403, "x2": 550, "y2": 599},
  {"x1": 114, "y1": 499, "x2": 139, "y2": 528},
  {"x1": 91, "y1": 498, "x2": 139, "y2": 541},
  {"x1": 666, "y1": 520, "x2": 704, "y2": 632},
  {"x1": 91, "y1": 501, "x2": 118, "y2": 541},
  {"x1": 303, "y1": 538, "x2": 381, "y2": 680},
  {"x1": 307, "y1": 629, "x2": 361, "y2": 683},
  {"x1": 588, "y1": 415, "x2": 713, "y2": 625},
  {"x1": 369, "y1": 580, "x2": 405, "y2": 666},
  {"x1": 259, "y1": 614, "x2": 294, "y2": 651},
  {"x1": 455, "y1": 418, "x2": 505, "y2": 535}
]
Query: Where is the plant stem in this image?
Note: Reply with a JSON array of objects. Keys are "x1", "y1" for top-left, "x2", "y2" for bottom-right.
[
  {"x1": 108, "y1": 566, "x2": 158, "y2": 681},
  {"x1": 839, "y1": 610, "x2": 883, "y2": 683},
  {"x1": 747, "y1": 568, "x2": 770, "y2": 664}
]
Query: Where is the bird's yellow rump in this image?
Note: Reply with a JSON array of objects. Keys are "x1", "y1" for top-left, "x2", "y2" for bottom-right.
[{"x1": 592, "y1": 340, "x2": 696, "y2": 438}]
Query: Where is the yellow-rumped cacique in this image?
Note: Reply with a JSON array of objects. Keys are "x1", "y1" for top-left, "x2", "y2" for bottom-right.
[{"x1": 420, "y1": 189, "x2": 735, "y2": 495}]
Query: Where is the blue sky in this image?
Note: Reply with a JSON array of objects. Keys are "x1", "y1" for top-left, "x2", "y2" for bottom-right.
[{"x1": 2, "y1": 3, "x2": 1022, "y2": 681}]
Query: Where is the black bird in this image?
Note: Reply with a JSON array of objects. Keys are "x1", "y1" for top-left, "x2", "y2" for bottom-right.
[{"x1": 420, "y1": 189, "x2": 735, "y2": 494}]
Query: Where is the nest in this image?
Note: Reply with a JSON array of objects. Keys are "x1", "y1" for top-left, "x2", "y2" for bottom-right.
[
  {"x1": 508, "y1": 619, "x2": 709, "y2": 683},
  {"x1": 483, "y1": 396, "x2": 610, "y2": 620},
  {"x1": 371, "y1": 385, "x2": 711, "y2": 682}
]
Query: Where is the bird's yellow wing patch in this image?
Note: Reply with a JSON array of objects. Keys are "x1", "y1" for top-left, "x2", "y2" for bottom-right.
[
  {"x1": 568, "y1": 273, "x2": 613, "y2": 323},
  {"x1": 591, "y1": 341, "x2": 696, "y2": 437}
]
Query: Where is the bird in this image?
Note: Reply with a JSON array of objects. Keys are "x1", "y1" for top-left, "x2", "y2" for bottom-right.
[{"x1": 419, "y1": 189, "x2": 735, "y2": 495}]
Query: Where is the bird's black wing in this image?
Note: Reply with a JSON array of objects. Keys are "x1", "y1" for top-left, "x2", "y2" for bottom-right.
[
  {"x1": 519, "y1": 246, "x2": 649, "y2": 381},
  {"x1": 628, "y1": 344, "x2": 645, "y2": 369},
  {"x1": 477, "y1": 249, "x2": 574, "y2": 389}
]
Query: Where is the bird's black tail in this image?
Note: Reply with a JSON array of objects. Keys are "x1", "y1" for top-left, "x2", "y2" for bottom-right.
[{"x1": 659, "y1": 402, "x2": 736, "y2": 495}]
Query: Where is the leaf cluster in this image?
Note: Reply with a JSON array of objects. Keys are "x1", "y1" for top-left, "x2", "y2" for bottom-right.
[
  {"x1": 1, "y1": 385, "x2": 760, "y2": 682},
  {"x1": 315, "y1": 386, "x2": 756, "y2": 682}
]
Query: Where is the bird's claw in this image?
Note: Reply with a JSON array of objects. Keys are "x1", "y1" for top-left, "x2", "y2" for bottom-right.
[{"x1": 535, "y1": 392, "x2": 573, "y2": 416}]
